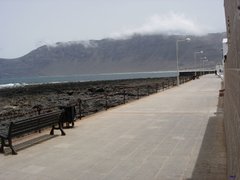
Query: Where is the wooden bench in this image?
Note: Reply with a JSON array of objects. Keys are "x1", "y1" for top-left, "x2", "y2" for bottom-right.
[{"x1": 0, "y1": 110, "x2": 65, "y2": 155}]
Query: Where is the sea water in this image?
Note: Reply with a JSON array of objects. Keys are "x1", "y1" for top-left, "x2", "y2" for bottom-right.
[{"x1": 0, "y1": 71, "x2": 177, "y2": 89}]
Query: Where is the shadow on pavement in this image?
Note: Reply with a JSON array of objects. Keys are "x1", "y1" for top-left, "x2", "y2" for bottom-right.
[
  {"x1": 186, "y1": 96, "x2": 227, "y2": 180},
  {"x1": 3, "y1": 134, "x2": 58, "y2": 155}
]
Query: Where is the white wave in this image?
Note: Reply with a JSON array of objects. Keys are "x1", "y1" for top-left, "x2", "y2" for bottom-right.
[{"x1": 0, "y1": 83, "x2": 28, "y2": 89}]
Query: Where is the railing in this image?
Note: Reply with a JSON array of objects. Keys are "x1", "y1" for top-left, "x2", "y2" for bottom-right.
[
  {"x1": 0, "y1": 76, "x2": 193, "y2": 122},
  {"x1": 70, "y1": 76, "x2": 192, "y2": 119},
  {"x1": 0, "y1": 106, "x2": 58, "y2": 123}
]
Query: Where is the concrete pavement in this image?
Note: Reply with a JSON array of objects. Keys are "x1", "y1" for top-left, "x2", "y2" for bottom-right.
[{"x1": 0, "y1": 74, "x2": 226, "y2": 180}]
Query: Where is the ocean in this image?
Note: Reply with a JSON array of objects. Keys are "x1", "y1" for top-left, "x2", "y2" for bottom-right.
[{"x1": 0, "y1": 71, "x2": 177, "y2": 89}]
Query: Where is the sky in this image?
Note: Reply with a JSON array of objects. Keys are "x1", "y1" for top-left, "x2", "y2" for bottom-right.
[{"x1": 0, "y1": 0, "x2": 226, "y2": 58}]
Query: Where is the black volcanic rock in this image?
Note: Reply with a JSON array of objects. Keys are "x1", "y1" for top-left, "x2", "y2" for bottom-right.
[{"x1": 0, "y1": 33, "x2": 226, "y2": 78}]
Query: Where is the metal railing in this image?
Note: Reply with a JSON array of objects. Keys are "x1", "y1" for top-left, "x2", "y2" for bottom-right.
[{"x1": 0, "y1": 76, "x2": 193, "y2": 122}]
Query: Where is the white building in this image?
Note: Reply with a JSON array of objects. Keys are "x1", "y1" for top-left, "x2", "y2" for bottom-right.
[{"x1": 216, "y1": 38, "x2": 228, "y2": 79}]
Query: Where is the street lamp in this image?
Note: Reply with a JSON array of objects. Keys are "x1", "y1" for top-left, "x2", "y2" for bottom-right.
[
  {"x1": 176, "y1": 37, "x2": 191, "y2": 86},
  {"x1": 201, "y1": 57, "x2": 208, "y2": 75},
  {"x1": 194, "y1": 51, "x2": 203, "y2": 76}
]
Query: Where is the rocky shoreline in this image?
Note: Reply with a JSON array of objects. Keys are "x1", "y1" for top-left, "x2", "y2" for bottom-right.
[{"x1": 0, "y1": 77, "x2": 180, "y2": 122}]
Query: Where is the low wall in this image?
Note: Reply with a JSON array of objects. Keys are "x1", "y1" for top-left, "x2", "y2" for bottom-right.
[{"x1": 224, "y1": 0, "x2": 240, "y2": 179}]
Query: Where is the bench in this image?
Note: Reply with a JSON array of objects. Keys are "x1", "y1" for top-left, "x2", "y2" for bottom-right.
[{"x1": 0, "y1": 110, "x2": 65, "y2": 155}]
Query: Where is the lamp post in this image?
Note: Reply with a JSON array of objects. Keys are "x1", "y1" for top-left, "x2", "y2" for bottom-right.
[
  {"x1": 201, "y1": 57, "x2": 208, "y2": 75},
  {"x1": 194, "y1": 51, "x2": 203, "y2": 76},
  {"x1": 176, "y1": 38, "x2": 191, "y2": 86}
]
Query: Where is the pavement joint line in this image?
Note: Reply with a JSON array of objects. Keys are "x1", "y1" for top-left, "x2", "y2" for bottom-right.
[
  {"x1": 84, "y1": 117, "x2": 155, "y2": 174},
  {"x1": 157, "y1": 118, "x2": 193, "y2": 178},
  {"x1": 183, "y1": 114, "x2": 207, "y2": 172},
  {"x1": 178, "y1": 116, "x2": 205, "y2": 179},
  {"x1": 144, "y1": 119, "x2": 185, "y2": 179},
  {"x1": 103, "y1": 113, "x2": 184, "y2": 180}
]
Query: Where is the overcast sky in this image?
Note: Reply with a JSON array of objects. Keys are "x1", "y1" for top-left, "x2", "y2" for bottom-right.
[{"x1": 0, "y1": 0, "x2": 225, "y2": 58}]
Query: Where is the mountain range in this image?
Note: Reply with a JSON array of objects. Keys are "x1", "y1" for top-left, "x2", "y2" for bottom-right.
[{"x1": 0, "y1": 33, "x2": 226, "y2": 78}]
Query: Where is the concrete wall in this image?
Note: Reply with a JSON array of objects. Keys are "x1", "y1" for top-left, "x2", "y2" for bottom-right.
[{"x1": 224, "y1": 0, "x2": 240, "y2": 179}]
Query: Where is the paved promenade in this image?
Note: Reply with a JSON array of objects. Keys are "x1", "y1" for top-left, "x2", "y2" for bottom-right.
[{"x1": 0, "y1": 74, "x2": 226, "y2": 180}]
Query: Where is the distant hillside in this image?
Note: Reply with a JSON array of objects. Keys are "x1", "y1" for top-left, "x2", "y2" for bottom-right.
[{"x1": 0, "y1": 33, "x2": 225, "y2": 78}]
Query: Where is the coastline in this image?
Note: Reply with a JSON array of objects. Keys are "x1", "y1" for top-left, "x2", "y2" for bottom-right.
[
  {"x1": 0, "y1": 77, "x2": 178, "y2": 121},
  {"x1": 0, "y1": 71, "x2": 178, "y2": 89}
]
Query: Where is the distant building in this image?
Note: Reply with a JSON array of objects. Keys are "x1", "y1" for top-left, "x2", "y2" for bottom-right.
[
  {"x1": 215, "y1": 38, "x2": 227, "y2": 79},
  {"x1": 222, "y1": 38, "x2": 228, "y2": 60}
]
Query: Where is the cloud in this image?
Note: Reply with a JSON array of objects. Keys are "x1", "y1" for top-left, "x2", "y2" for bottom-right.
[
  {"x1": 110, "y1": 12, "x2": 209, "y2": 38},
  {"x1": 35, "y1": 39, "x2": 55, "y2": 48},
  {"x1": 35, "y1": 39, "x2": 98, "y2": 49}
]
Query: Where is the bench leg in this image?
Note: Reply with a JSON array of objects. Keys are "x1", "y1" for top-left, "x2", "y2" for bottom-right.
[
  {"x1": 59, "y1": 123, "x2": 66, "y2": 136},
  {"x1": 50, "y1": 126, "x2": 55, "y2": 135},
  {"x1": 50, "y1": 125, "x2": 66, "y2": 136},
  {"x1": 8, "y1": 138, "x2": 17, "y2": 155},
  {"x1": 60, "y1": 128, "x2": 66, "y2": 136},
  {"x1": 0, "y1": 138, "x2": 4, "y2": 153}
]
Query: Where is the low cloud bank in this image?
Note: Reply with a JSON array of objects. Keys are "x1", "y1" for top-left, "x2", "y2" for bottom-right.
[{"x1": 111, "y1": 12, "x2": 209, "y2": 38}]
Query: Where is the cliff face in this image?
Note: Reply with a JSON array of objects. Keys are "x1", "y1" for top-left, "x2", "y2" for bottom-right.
[
  {"x1": 223, "y1": 0, "x2": 240, "y2": 179},
  {"x1": 0, "y1": 33, "x2": 225, "y2": 78}
]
